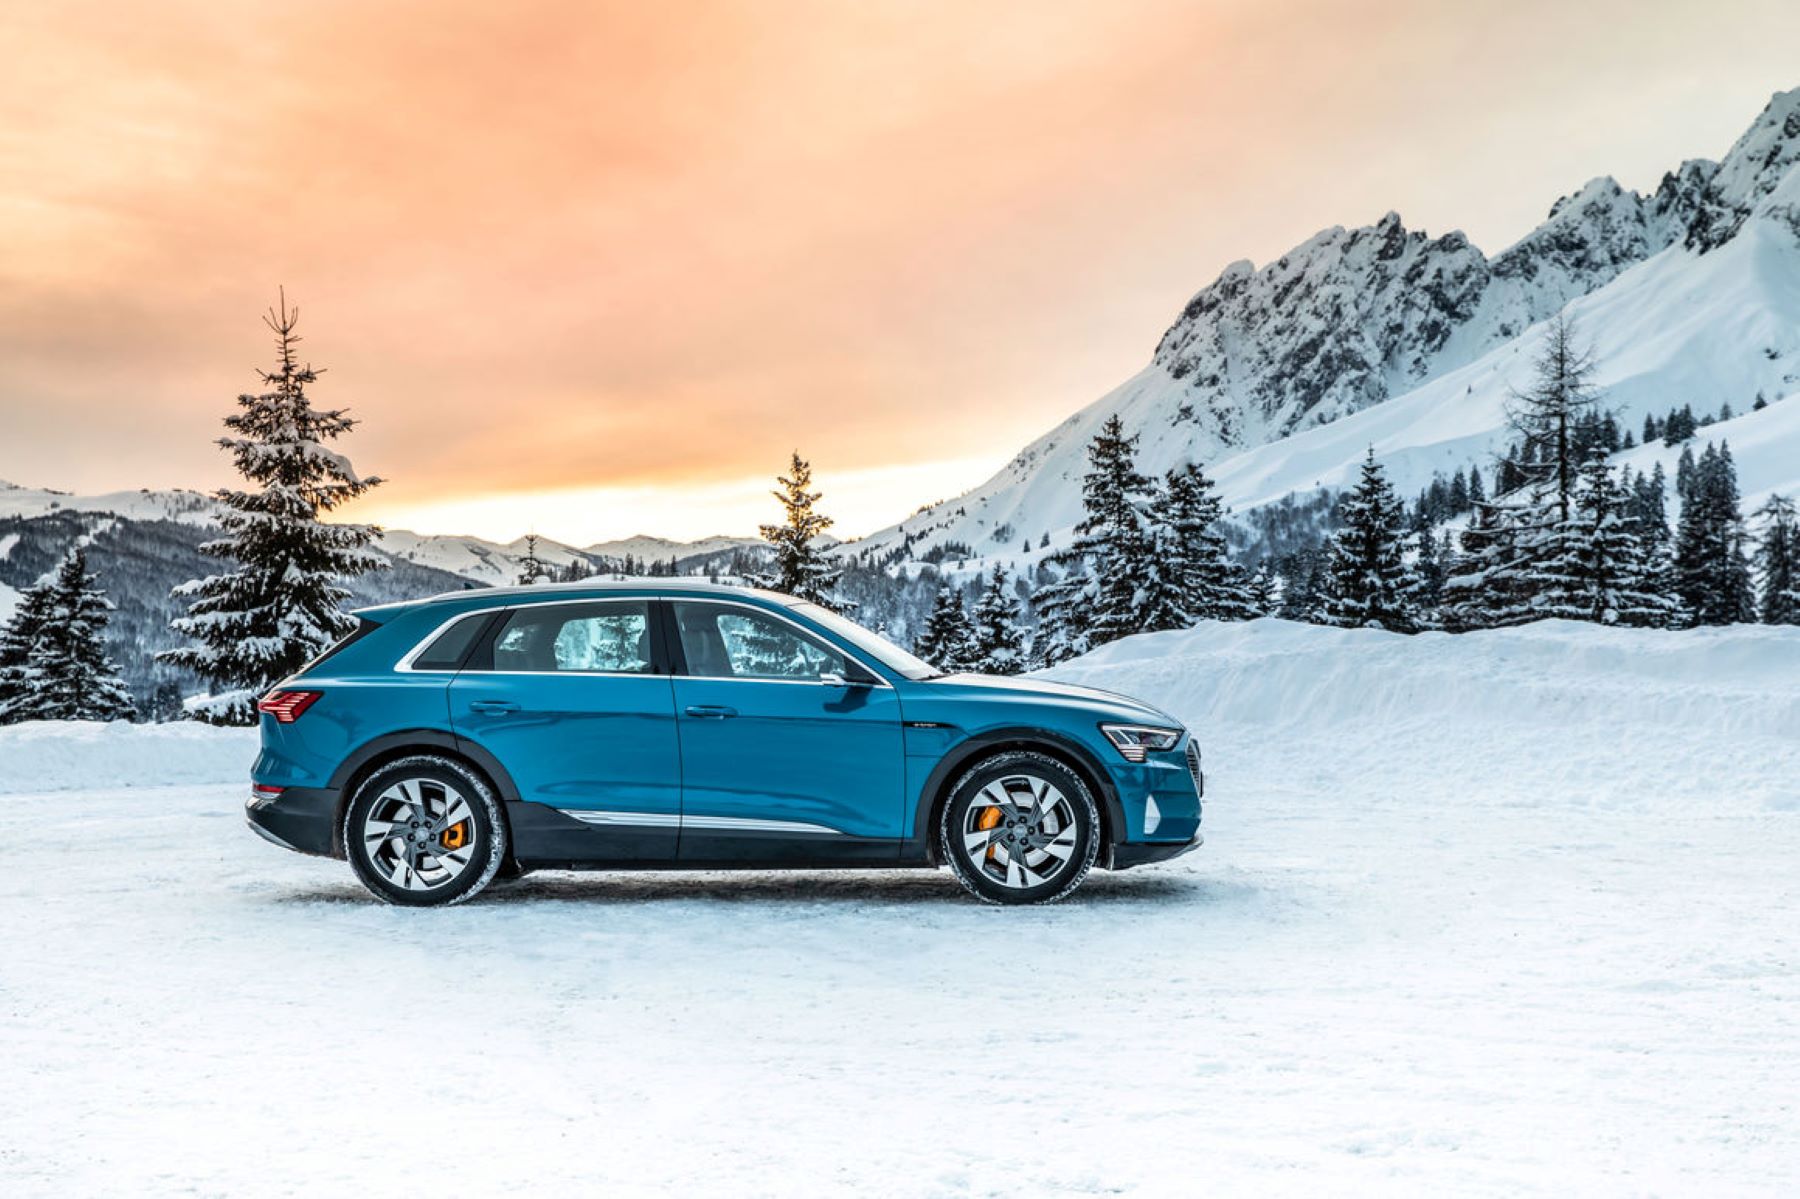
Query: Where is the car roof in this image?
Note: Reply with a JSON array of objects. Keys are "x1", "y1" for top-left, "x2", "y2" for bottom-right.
[{"x1": 362, "y1": 577, "x2": 800, "y2": 615}]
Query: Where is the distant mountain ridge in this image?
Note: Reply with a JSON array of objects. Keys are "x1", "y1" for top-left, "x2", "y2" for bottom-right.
[{"x1": 0, "y1": 479, "x2": 765, "y2": 589}]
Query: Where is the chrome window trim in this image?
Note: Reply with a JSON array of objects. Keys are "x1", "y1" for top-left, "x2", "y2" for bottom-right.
[{"x1": 393, "y1": 592, "x2": 892, "y2": 688}]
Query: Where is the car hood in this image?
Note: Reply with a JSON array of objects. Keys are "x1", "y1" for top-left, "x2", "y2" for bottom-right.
[{"x1": 917, "y1": 672, "x2": 1182, "y2": 727}]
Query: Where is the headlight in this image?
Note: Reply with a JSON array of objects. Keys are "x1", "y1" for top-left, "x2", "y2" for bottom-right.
[{"x1": 1099, "y1": 723, "x2": 1183, "y2": 763}]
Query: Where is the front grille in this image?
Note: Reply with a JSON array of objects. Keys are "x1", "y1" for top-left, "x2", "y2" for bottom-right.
[{"x1": 1185, "y1": 741, "x2": 1204, "y2": 796}]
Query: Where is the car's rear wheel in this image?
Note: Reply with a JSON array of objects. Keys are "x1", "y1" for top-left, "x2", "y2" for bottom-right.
[
  {"x1": 344, "y1": 755, "x2": 506, "y2": 906},
  {"x1": 940, "y1": 750, "x2": 1099, "y2": 905}
]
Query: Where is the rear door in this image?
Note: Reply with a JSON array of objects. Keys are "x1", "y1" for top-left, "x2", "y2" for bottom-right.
[
  {"x1": 448, "y1": 599, "x2": 680, "y2": 857},
  {"x1": 666, "y1": 599, "x2": 906, "y2": 862}
]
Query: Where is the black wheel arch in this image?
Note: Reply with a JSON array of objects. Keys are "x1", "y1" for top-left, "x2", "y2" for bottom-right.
[
  {"x1": 911, "y1": 728, "x2": 1122, "y2": 866},
  {"x1": 325, "y1": 729, "x2": 523, "y2": 858}
]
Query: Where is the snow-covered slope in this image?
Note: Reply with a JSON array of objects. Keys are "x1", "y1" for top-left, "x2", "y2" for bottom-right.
[{"x1": 855, "y1": 87, "x2": 1800, "y2": 559}]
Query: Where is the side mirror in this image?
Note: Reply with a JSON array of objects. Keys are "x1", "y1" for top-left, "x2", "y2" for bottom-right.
[{"x1": 820, "y1": 668, "x2": 873, "y2": 687}]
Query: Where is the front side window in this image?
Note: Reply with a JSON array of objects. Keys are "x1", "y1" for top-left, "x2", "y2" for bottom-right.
[
  {"x1": 673, "y1": 601, "x2": 847, "y2": 681},
  {"x1": 478, "y1": 602, "x2": 655, "y2": 673}
]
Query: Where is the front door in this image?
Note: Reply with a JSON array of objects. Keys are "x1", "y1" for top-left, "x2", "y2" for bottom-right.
[
  {"x1": 448, "y1": 598, "x2": 680, "y2": 859},
  {"x1": 666, "y1": 599, "x2": 905, "y2": 863}
]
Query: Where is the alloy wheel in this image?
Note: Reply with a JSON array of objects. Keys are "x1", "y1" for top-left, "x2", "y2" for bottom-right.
[
  {"x1": 959, "y1": 773, "x2": 1081, "y2": 891},
  {"x1": 359, "y1": 777, "x2": 480, "y2": 893}
]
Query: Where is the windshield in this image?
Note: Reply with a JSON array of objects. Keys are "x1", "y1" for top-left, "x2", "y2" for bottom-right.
[{"x1": 790, "y1": 602, "x2": 942, "y2": 681}]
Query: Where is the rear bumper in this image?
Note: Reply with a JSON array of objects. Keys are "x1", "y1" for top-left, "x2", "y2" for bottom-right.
[
  {"x1": 245, "y1": 786, "x2": 339, "y2": 858},
  {"x1": 1109, "y1": 834, "x2": 1203, "y2": 870}
]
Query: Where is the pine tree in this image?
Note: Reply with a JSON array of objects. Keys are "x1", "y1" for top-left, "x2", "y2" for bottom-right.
[
  {"x1": 1444, "y1": 317, "x2": 1605, "y2": 628},
  {"x1": 969, "y1": 564, "x2": 1026, "y2": 675},
  {"x1": 1277, "y1": 548, "x2": 1329, "y2": 622},
  {"x1": 1140, "y1": 461, "x2": 1256, "y2": 630},
  {"x1": 516, "y1": 533, "x2": 551, "y2": 585},
  {"x1": 754, "y1": 451, "x2": 845, "y2": 610},
  {"x1": 160, "y1": 293, "x2": 384, "y2": 724},
  {"x1": 913, "y1": 586, "x2": 978, "y2": 673},
  {"x1": 1246, "y1": 562, "x2": 1277, "y2": 616},
  {"x1": 0, "y1": 577, "x2": 56, "y2": 722},
  {"x1": 1564, "y1": 453, "x2": 1677, "y2": 626},
  {"x1": 0, "y1": 548, "x2": 135, "y2": 723},
  {"x1": 1752, "y1": 494, "x2": 1800, "y2": 625},
  {"x1": 1505, "y1": 313, "x2": 1600, "y2": 525},
  {"x1": 1403, "y1": 526, "x2": 1449, "y2": 626},
  {"x1": 1673, "y1": 442, "x2": 1756, "y2": 625},
  {"x1": 1319, "y1": 450, "x2": 1416, "y2": 631},
  {"x1": 1036, "y1": 415, "x2": 1155, "y2": 660}
]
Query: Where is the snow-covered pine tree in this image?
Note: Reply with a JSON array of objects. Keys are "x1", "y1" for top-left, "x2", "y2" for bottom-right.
[
  {"x1": 1319, "y1": 450, "x2": 1417, "y2": 632},
  {"x1": 1036, "y1": 415, "x2": 1155, "y2": 658},
  {"x1": 1141, "y1": 460, "x2": 1256, "y2": 630},
  {"x1": 913, "y1": 586, "x2": 978, "y2": 673},
  {"x1": 1403, "y1": 526, "x2": 1449, "y2": 627},
  {"x1": 1673, "y1": 442, "x2": 1756, "y2": 625},
  {"x1": 969, "y1": 564, "x2": 1027, "y2": 675},
  {"x1": 160, "y1": 293, "x2": 384, "y2": 724},
  {"x1": 1443, "y1": 316, "x2": 1603, "y2": 628},
  {"x1": 754, "y1": 451, "x2": 846, "y2": 610},
  {"x1": 1246, "y1": 561, "x2": 1278, "y2": 616},
  {"x1": 1565, "y1": 452, "x2": 1677, "y2": 626},
  {"x1": 0, "y1": 548, "x2": 135, "y2": 723},
  {"x1": 1030, "y1": 561, "x2": 1090, "y2": 665},
  {"x1": 1277, "y1": 548, "x2": 1329, "y2": 622},
  {"x1": 1752, "y1": 494, "x2": 1800, "y2": 625},
  {"x1": 0, "y1": 576, "x2": 56, "y2": 723}
]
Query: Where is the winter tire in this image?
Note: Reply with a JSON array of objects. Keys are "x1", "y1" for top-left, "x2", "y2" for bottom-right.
[
  {"x1": 344, "y1": 755, "x2": 507, "y2": 907},
  {"x1": 940, "y1": 750, "x2": 1100, "y2": 905}
]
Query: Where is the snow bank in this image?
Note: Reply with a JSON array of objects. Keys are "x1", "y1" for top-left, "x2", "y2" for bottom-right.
[
  {"x1": 1043, "y1": 616, "x2": 1800, "y2": 742},
  {"x1": 0, "y1": 720, "x2": 257, "y2": 795}
]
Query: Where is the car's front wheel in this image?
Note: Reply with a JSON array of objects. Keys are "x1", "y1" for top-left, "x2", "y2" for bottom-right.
[
  {"x1": 940, "y1": 750, "x2": 1099, "y2": 905},
  {"x1": 344, "y1": 755, "x2": 506, "y2": 906}
]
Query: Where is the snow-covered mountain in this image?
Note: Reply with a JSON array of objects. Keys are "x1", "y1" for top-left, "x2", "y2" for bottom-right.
[
  {"x1": 854, "y1": 87, "x2": 1800, "y2": 562},
  {"x1": 377, "y1": 528, "x2": 764, "y2": 586},
  {"x1": 0, "y1": 480, "x2": 764, "y2": 590}
]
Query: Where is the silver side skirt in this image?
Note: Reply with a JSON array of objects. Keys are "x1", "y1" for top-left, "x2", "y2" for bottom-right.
[{"x1": 558, "y1": 809, "x2": 843, "y2": 836}]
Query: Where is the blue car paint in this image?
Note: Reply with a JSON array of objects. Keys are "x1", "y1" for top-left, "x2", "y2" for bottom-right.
[{"x1": 248, "y1": 581, "x2": 1202, "y2": 868}]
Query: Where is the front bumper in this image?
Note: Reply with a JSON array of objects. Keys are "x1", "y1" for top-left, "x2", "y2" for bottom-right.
[
  {"x1": 245, "y1": 786, "x2": 340, "y2": 858},
  {"x1": 1110, "y1": 834, "x2": 1203, "y2": 870}
]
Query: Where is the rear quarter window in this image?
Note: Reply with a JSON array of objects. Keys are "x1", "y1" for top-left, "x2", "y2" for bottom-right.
[{"x1": 407, "y1": 612, "x2": 497, "y2": 672}]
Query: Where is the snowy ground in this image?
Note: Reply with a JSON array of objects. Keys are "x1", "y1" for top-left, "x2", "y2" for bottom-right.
[{"x1": 2, "y1": 619, "x2": 1798, "y2": 1195}]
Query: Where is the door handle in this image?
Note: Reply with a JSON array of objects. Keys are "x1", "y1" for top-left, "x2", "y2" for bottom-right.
[
  {"x1": 684, "y1": 704, "x2": 737, "y2": 719},
  {"x1": 469, "y1": 700, "x2": 521, "y2": 714}
]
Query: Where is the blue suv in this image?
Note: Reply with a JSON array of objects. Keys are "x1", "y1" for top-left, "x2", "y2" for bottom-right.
[{"x1": 246, "y1": 581, "x2": 1203, "y2": 906}]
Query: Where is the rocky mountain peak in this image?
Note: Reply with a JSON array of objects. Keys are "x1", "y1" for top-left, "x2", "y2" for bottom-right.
[{"x1": 1687, "y1": 88, "x2": 1800, "y2": 251}]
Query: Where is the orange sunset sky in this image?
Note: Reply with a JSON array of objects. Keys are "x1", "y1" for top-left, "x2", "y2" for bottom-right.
[{"x1": 3, "y1": 0, "x2": 1798, "y2": 544}]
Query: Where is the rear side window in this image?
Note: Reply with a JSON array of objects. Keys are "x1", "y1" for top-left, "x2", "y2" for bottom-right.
[
  {"x1": 409, "y1": 613, "x2": 494, "y2": 672},
  {"x1": 475, "y1": 602, "x2": 656, "y2": 674}
]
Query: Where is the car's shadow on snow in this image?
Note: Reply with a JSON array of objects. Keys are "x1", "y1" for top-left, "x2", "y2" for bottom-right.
[{"x1": 266, "y1": 869, "x2": 1228, "y2": 909}]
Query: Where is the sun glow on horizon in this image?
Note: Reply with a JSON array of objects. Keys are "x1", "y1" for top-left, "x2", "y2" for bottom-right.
[{"x1": 350, "y1": 453, "x2": 1012, "y2": 548}]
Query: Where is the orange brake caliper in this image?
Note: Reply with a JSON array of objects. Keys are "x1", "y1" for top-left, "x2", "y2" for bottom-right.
[{"x1": 976, "y1": 806, "x2": 1002, "y2": 860}]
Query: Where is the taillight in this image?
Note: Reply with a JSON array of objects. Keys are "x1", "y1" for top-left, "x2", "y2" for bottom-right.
[
  {"x1": 251, "y1": 784, "x2": 285, "y2": 802},
  {"x1": 257, "y1": 690, "x2": 322, "y2": 723}
]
